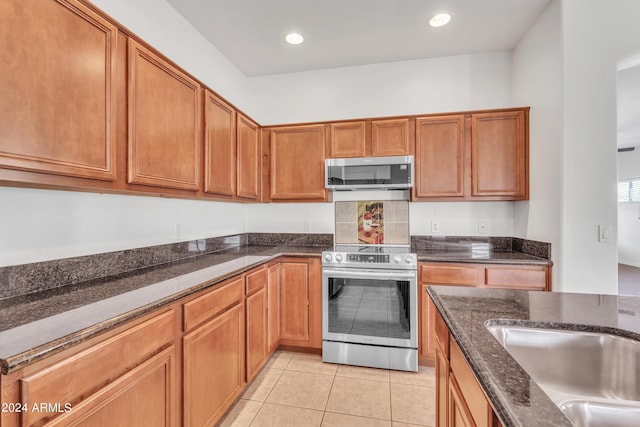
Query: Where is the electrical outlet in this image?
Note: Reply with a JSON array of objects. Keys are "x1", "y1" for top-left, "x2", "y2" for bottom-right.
[
  {"x1": 478, "y1": 220, "x2": 489, "y2": 235},
  {"x1": 431, "y1": 221, "x2": 440, "y2": 233},
  {"x1": 175, "y1": 224, "x2": 183, "y2": 239},
  {"x1": 304, "y1": 219, "x2": 312, "y2": 232}
]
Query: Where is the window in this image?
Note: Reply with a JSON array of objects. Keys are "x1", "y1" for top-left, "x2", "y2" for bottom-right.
[{"x1": 618, "y1": 179, "x2": 640, "y2": 202}]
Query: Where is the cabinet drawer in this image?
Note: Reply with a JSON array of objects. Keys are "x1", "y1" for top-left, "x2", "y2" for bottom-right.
[
  {"x1": 450, "y1": 339, "x2": 492, "y2": 427},
  {"x1": 485, "y1": 267, "x2": 546, "y2": 290},
  {"x1": 246, "y1": 266, "x2": 267, "y2": 296},
  {"x1": 421, "y1": 264, "x2": 478, "y2": 285},
  {"x1": 20, "y1": 309, "x2": 175, "y2": 427},
  {"x1": 184, "y1": 276, "x2": 243, "y2": 331}
]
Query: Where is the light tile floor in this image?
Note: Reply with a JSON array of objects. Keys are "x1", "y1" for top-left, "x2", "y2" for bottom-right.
[{"x1": 218, "y1": 351, "x2": 436, "y2": 427}]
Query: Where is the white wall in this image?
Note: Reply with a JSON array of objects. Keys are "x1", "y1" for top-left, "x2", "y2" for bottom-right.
[
  {"x1": 249, "y1": 52, "x2": 513, "y2": 124},
  {"x1": 618, "y1": 149, "x2": 640, "y2": 267},
  {"x1": 90, "y1": 0, "x2": 258, "y2": 118},
  {"x1": 410, "y1": 202, "x2": 514, "y2": 236},
  {"x1": 511, "y1": 1, "x2": 564, "y2": 288},
  {"x1": 0, "y1": 187, "x2": 245, "y2": 267}
]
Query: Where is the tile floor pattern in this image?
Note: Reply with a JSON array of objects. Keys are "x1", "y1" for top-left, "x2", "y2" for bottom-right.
[{"x1": 218, "y1": 351, "x2": 436, "y2": 427}]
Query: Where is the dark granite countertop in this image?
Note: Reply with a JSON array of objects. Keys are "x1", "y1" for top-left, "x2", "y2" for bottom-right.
[
  {"x1": 415, "y1": 249, "x2": 551, "y2": 265},
  {"x1": 0, "y1": 244, "x2": 325, "y2": 374},
  {"x1": 427, "y1": 285, "x2": 640, "y2": 427}
]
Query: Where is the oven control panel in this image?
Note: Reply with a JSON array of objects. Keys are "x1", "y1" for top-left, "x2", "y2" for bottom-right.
[
  {"x1": 347, "y1": 254, "x2": 389, "y2": 263},
  {"x1": 322, "y1": 251, "x2": 416, "y2": 269}
]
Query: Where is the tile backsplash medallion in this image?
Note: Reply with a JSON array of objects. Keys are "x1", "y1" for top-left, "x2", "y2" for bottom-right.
[{"x1": 335, "y1": 200, "x2": 409, "y2": 245}]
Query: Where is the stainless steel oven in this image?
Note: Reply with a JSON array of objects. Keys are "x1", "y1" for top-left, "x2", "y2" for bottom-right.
[{"x1": 322, "y1": 246, "x2": 418, "y2": 372}]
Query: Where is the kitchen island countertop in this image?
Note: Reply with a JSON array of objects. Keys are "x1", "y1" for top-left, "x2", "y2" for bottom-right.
[{"x1": 427, "y1": 285, "x2": 640, "y2": 427}]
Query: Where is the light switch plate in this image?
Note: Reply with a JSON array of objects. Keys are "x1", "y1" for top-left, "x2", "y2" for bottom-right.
[{"x1": 598, "y1": 224, "x2": 613, "y2": 243}]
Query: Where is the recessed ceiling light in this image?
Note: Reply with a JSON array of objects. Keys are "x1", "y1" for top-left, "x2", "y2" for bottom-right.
[
  {"x1": 285, "y1": 32, "x2": 304, "y2": 45},
  {"x1": 429, "y1": 13, "x2": 451, "y2": 27}
]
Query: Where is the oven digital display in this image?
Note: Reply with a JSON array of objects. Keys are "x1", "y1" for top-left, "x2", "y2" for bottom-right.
[{"x1": 347, "y1": 254, "x2": 389, "y2": 263}]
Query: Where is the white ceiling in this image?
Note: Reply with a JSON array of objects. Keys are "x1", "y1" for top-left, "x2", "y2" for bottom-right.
[
  {"x1": 165, "y1": 0, "x2": 553, "y2": 77},
  {"x1": 166, "y1": 0, "x2": 640, "y2": 149}
]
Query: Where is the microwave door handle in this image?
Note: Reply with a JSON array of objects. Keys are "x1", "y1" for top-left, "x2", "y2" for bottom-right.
[{"x1": 322, "y1": 269, "x2": 415, "y2": 280}]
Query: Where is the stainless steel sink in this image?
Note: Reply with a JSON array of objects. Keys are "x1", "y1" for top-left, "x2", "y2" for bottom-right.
[
  {"x1": 559, "y1": 401, "x2": 640, "y2": 427},
  {"x1": 486, "y1": 323, "x2": 640, "y2": 426}
]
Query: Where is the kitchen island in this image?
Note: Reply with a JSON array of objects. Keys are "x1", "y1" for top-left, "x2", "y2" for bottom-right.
[{"x1": 428, "y1": 285, "x2": 640, "y2": 426}]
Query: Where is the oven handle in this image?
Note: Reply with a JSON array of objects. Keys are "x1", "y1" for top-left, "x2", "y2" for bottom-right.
[{"x1": 322, "y1": 268, "x2": 416, "y2": 280}]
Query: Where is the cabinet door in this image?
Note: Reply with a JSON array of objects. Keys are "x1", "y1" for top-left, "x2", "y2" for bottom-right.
[
  {"x1": 204, "y1": 90, "x2": 236, "y2": 196},
  {"x1": 329, "y1": 121, "x2": 366, "y2": 158},
  {"x1": 436, "y1": 346, "x2": 449, "y2": 427},
  {"x1": 471, "y1": 110, "x2": 527, "y2": 198},
  {"x1": 449, "y1": 373, "x2": 477, "y2": 427},
  {"x1": 183, "y1": 303, "x2": 244, "y2": 427},
  {"x1": 420, "y1": 285, "x2": 437, "y2": 360},
  {"x1": 267, "y1": 264, "x2": 281, "y2": 353},
  {"x1": 46, "y1": 347, "x2": 176, "y2": 427},
  {"x1": 0, "y1": 0, "x2": 117, "y2": 181},
  {"x1": 128, "y1": 39, "x2": 201, "y2": 191},
  {"x1": 371, "y1": 118, "x2": 410, "y2": 156},
  {"x1": 269, "y1": 125, "x2": 326, "y2": 201},
  {"x1": 415, "y1": 115, "x2": 465, "y2": 198},
  {"x1": 279, "y1": 262, "x2": 310, "y2": 342},
  {"x1": 246, "y1": 287, "x2": 268, "y2": 381},
  {"x1": 237, "y1": 113, "x2": 260, "y2": 200}
]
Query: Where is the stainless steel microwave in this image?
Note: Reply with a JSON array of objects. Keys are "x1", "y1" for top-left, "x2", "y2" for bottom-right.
[{"x1": 324, "y1": 155, "x2": 414, "y2": 191}]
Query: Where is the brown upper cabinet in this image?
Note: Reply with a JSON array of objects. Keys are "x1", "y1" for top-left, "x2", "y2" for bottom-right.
[
  {"x1": 414, "y1": 108, "x2": 529, "y2": 201},
  {"x1": 237, "y1": 113, "x2": 260, "y2": 200},
  {"x1": 0, "y1": 0, "x2": 118, "y2": 181},
  {"x1": 204, "y1": 90, "x2": 236, "y2": 197},
  {"x1": 203, "y1": 92, "x2": 260, "y2": 201},
  {"x1": 415, "y1": 115, "x2": 465, "y2": 198},
  {"x1": 471, "y1": 110, "x2": 527, "y2": 198},
  {"x1": 371, "y1": 118, "x2": 411, "y2": 156},
  {"x1": 128, "y1": 39, "x2": 202, "y2": 191},
  {"x1": 328, "y1": 118, "x2": 411, "y2": 158},
  {"x1": 267, "y1": 124, "x2": 327, "y2": 201}
]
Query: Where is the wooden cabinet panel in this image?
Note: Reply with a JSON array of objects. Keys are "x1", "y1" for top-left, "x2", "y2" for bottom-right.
[
  {"x1": 471, "y1": 111, "x2": 526, "y2": 198},
  {"x1": 20, "y1": 310, "x2": 175, "y2": 426},
  {"x1": 128, "y1": 39, "x2": 201, "y2": 191},
  {"x1": 246, "y1": 287, "x2": 268, "y2": 381},
  {"x1": 246, "y1": 266, "x2": 268, "y2": 296},
  {"x1": 246, "y1": 266, "x2": 268, "y2": 381},
  {"x1": 436, "y1": 344, "x2": 449, "y2": 427},
  {"x1": 415, "y1": 115, "x2": 465, "y2": 198},
  {"x1": 0, "y1": 0, "x2": 118, "y2": 181},
  {"x1": 421, "y1": 265, "x2": 478, "y2": 286},
  {"x1": 237, "y1": 113, "x2": 260, "y2": 200},
  {"x1": 267, "y1": 264, "x2": 281, "y2": 353},
  {"x1": 46, "y1": 347, "x2": 176, "y2": 427},
  {"x1": 371, "y1": 118, "x2": 410, "y2": 156},
  {"x1": 484, "y1": 267, "x2": 547, "y2": 290},
  {"x1": 183, "y1": 277, "x2": 243, "y2": 331},
  {"x1": 450, "y1": 340, "x2": 492, "y2": 427},
  {"x1": 448, "y1": 373, "x2": 477, "y2": 427},
  {"x1": 329, "y1": 121, "x2": 366, "y2": 158},
  {"x1": 279, "y1": 262, "x2": 310, "y2": 342},
  {"x1": 183, "y1": 303, "x2": 244, "y2": 427},
  {"x1": 204, "y1": 90, "x2": 236, "y2": 196},
  {"x1": 269, "y1": 125, "x2": 326, "y2": 201},
  {"x1": 307, "y1": 257, "x2": 323, "y2": 349},
  {"x1": 420, "y1": 285, "x2": 436, "y2": 360}
]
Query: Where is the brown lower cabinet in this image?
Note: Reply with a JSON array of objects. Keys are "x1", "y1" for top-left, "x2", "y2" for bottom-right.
[
  {"x1": 0, "y1": 257, "x2": 321, "y2": 427},
  {"x1": 419, "y1": 262, "x2": 551, "y2": 365},
  {"x1": 434, "y1": 307, "x2": 502, "y2": 427}
]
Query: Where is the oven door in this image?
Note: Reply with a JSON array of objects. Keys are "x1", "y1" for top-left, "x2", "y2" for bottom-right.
[{"x1": 322, "y1": 267, "x2": 417, "y2": 348}]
